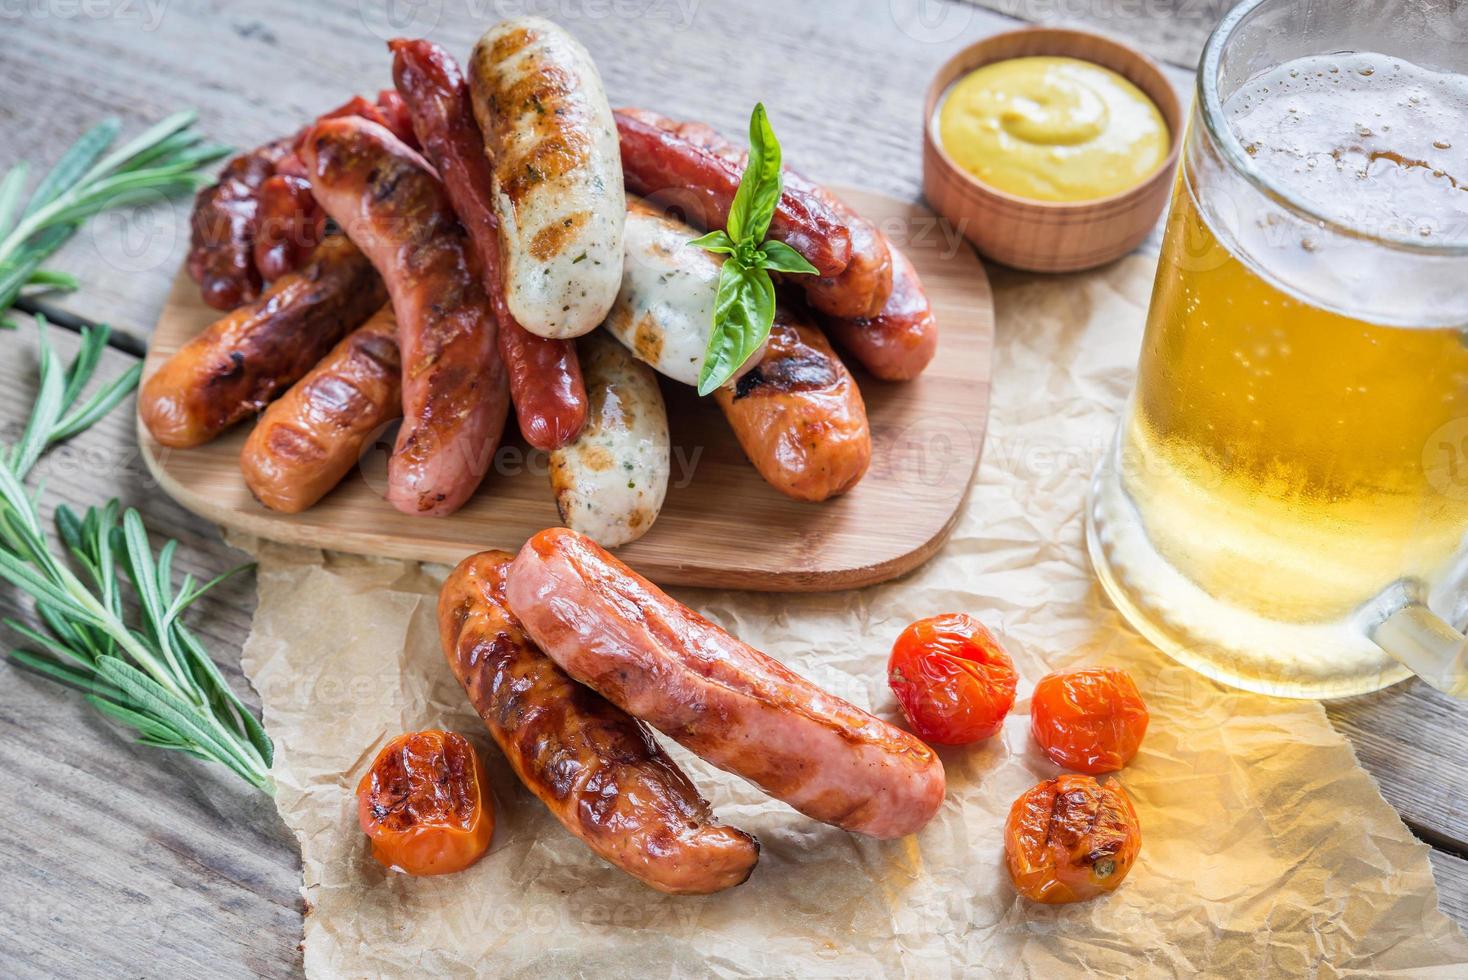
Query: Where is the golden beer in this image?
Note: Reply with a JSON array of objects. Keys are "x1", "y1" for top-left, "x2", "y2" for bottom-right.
[
  {"x1": 1127, "y1": 179, "x2": 1468, "y2": 624},
  {"x1": 1088, "y1": 11, "x2": 1468, "y2": 698}
]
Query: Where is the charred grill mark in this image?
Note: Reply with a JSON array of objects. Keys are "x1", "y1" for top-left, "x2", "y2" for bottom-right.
[
  {"x1": 499, "y1": 131, "x2": 592, "y2": 204},
  {"x1": 529, "y1": 210, "x2": 589, "y2": 259},
  {"x1": 263, "y1": 421, "x2": 326, "y2": 463},
  {"x1": 369, "y1": 166, "x2": 407, "y2": 204},
  {"x1": 632, "y1": 314, "x2": 664, "y2": 365},
  {"x1": 351, "y1": 332, "x2": 402, "y2": 375},
  {"x1": 733, "y1": 349, "x2": 838, "y2": 399},
  {"x1": 208, "y1": 350, "x2": 248, "y2": 388},
  {"x1": 302, "y1": 374, "x2": 367, "y2": 420},
  {"x1": 488, "y1": 25, "x2": 535, "y2": 62},
  {"x1": 731, "y1": 321, "x2": 840, "y2": 400}
]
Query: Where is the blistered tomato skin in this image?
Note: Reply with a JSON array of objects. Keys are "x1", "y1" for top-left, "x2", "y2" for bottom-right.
[
  {"x1": 357, "y1": 730, "x2": 494, "y2": 876},
  {"x1": 1030, "y1": 667, "x2": 1149, "y2": 774},
  {"x1": 1004, "y1": 774, "x2": 1141, "y2": 904},
  {"x1": 887, "y1": 613, "x2": 1018, "y2": 745}
]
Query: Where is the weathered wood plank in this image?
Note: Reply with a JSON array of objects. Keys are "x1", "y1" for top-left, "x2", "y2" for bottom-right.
[
  {"x1": 0, "y1": 317, "x2": 301, "y2": 978},
  {"x1": 1432, "y1": 851, "x2": 1468, "y2": 927},
  {"x1": 961, "y1": 0, "x2": 1226, "y2": 68},
  {"x1": 1328, "y1": 683, "x2": 1468, "y2": 851}
]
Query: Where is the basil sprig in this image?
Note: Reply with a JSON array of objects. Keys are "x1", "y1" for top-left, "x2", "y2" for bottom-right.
[{"x1": 689, "y1": 103, "x2": 819, "y2": 395}]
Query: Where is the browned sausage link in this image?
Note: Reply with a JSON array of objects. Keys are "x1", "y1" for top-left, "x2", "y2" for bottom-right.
[
  {"x1": 614, "y1": 108, "x2": 852, "y2": 278},
  {"x1": 820, "y1": 244, "x2": 937, "y2": 381},
  {"x1": 782, "y1": 174, "x2": 892, "y2": 319},
  {"x1": 438, "y1": 551, "x2": 760, "y2": 895},
  {"x1": 622, "y1": 108, "x2": 891, "y2": 317},
  {"x1": 239, "y1": 306, "x2": 401, "y2": 513},
  {"x1": 390, "y1": 38, "x2": 587, "y2": 451},
  {"x1": 714, "y1": 308, "x2": 871, "y2": 502},
  {"x1": 505, "y1": 529, "x2": 947, "y2": 840},
  {"x1": 142, "y1": 234, "x2": 386, "y2": 448},
  {"x1": 302, "y1": 116, "x2": 508, "y2": 517},
  {"x1": 187, "y1": 137, "x2": 291, "y2": 310},
  {"x1": 252, "y1": 174, "x2": 327, "y2": 283}
]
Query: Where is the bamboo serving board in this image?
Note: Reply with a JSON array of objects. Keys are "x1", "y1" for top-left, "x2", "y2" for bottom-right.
[{"x1": 139, "y1": 188, "x2": 993, "y2": 592}]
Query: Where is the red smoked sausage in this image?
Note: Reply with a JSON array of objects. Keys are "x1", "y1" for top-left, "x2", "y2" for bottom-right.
[
  {"x1": 390, "y1": 37, "x2": 587, "y2": 451},
  {"x1": 301, "y1": 116, "x2": 508, "y2": 516},
  {"x1": 438, "y1": 551, "x2": 760, "y2": 894},
  {"x1": 820, "y1": 244, "x2": 938, "y2": 381},
  {"x1": 506, "y1": 528, "x2": 947, "y2": 839},
  {"x1": 615, "y1": 108, "x2": 852, "y2": 278}
]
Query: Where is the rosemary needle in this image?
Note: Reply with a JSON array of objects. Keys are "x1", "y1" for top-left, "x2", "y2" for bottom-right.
[{"x1": 0, "y1": 111, "x2": 231, "y2": 326}]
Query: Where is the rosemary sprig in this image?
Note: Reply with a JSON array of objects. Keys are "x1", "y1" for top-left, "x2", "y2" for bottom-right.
[
  {"x1": 0, "y1": 111, "x2": 232, "y2": 327},
  {"x1": 1, "y1": 319, "x2": 273, "y2": 792}
]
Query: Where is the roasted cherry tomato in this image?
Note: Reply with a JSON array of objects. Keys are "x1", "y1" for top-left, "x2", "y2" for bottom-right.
[
  {"x1": 357, "y1": 730, "x2": 494, "y2": 876},
  {"x1": 888, "y1": 613, "x2": 1017, "y2": 745},
  {"x1": 1030, "y1": 667, "x2": 1149, "y2": 774},
  {"x1": 1004, "y1": 774, "x2": 1141, "y2": 904}
]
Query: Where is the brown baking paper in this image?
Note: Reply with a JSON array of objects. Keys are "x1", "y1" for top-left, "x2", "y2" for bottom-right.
[{"x1": 236, "y1": 256, "x2": 1468, "y2": 977}]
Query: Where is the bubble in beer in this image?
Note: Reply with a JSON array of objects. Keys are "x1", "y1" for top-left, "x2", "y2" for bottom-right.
[{"x1": 1226, "y1": 53, "x2": 1468, "y2": 245}]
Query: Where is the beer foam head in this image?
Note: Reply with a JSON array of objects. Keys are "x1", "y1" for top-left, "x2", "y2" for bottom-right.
[
  {"x1": 1192, "y1": 51, "x2": 1468, "y2": 328},
  {"x1": 1227, "y1": 53, "x2": 1468, "y2": 246}
]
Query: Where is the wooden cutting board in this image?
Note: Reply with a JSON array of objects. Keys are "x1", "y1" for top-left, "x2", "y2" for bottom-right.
[{"x1": 139, "y1": 188, "x2": 993, "y2": 592}]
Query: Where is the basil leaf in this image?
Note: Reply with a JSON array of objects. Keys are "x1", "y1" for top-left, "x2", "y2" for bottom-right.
[
  {"x1": 727, "y1": 103, "x2": 783, "y2": 244},
  {"x1": 758, "y1": 239, "x2": 819, "y2": 276},
  {"x1": 689, "y1": 228, "x2": 737, "y2": 255},
  {"x1": 697, "y1": 260, "x2": 775, "y2": 396}
]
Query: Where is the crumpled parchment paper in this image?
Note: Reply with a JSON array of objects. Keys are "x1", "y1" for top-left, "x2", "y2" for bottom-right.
[{"x1": 237, "y1": 255, "x2": 1468, "y2": 977}]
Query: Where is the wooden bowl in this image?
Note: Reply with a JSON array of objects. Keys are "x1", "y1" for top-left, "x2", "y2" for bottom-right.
[{"x1": 922, "y1": 27, "x2": 1183, "y2": 273}]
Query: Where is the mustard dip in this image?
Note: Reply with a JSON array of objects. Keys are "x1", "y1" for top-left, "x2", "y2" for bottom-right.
[{"x1": 937, "y1": 56, "x2": 1169, "y2": 202}]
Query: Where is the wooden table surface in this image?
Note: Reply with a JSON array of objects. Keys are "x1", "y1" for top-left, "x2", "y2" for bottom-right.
[{"x1": 1, "y1": 1, "x2": 1464, "y2": 975}]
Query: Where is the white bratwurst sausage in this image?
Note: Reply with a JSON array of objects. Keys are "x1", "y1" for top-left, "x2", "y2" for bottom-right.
[
  {"x1": 548, "y1": 331, "x2": 669, "y2": 547},
  {"x1": 604, "y1": 198, "x2": 766, "y2": 388},
  {"x1": 469, "y1": 17, "x2": 624, "y2": 339}
]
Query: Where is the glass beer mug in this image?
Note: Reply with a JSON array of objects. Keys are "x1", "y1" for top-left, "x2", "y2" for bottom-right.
[{"x1": 1087, "y1": 0, "x2": 1468, "y2": 698}]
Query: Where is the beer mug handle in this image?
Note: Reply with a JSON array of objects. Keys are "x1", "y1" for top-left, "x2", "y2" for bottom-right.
[{"x1": 1370, "y1": 604, "x2": 1468, "y2": 698}]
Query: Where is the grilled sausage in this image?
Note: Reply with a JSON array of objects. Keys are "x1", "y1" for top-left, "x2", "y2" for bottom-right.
[
  {"x1": 142, "y1": 234, "x2": 386, "y2": 448},
  {"x1": 439, "y1": 551, "x2": 759, "y2": 894},
  {"x1": 615, "y1": 108, "x2": 852, "y2": 278},
  {"x1": 603, "y1": 198, "x2": 765, "y2": 389},
  {"x1": 714, "y1": 308, "x2": 871, "y2": 502},
  {"x1": 506, "y1": 528, "x2": 947, "y2": 839},
  {"x1": 251, "y1": 174, "x2": 326, "y2": 283},
  {"x1": 549, "y1": 332, "x2": 669, "y2": 547},
  {"x1": 781, "y1": 175, "x2": 892, "y2": 319},
  {"x1": 302, "y1": 116, "x2": 509, "y2": 517},
  {"x1": 820, "y1": 244, "x2": 938, "y2": 381},
  {"x1": 187, "y1": 137, "x2": 291, "y2": 310},
  {"x1": 644, "y1": 109, "x2": 892, "y2": 319},
  {"x1": 468, "y1": 17, "x2": 625, "y2": 339},
  {"x1": 391, "y1": 37, "x2": 588, "y2": 451},
  {"x1": 239, "y1": 306, "x2": 401, "y2": 513}
]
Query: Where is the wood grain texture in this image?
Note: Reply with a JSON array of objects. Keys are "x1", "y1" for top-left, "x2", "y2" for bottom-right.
[
  {"x1": 960, "y1": 0, "x2": 1229, "y2": 69},
  {"x1": 0, "y1": 1, "x2": 1465, "y2": 973},
  {"x1": 1432, "y1": 851, "x2": 1468, "y2": 927},
  {"x1": 0, "y1": 318, "x2": 302, "y2": 978},
  {"x1": 922, "y1": 26, "x2": 1183, "y2": 272},
  {"x1": 140, "y1": 189, "x2": 994, "y2": 592}
]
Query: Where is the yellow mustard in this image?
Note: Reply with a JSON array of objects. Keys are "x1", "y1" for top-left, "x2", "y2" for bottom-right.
[{"x1": 937, "y1": 56, "x2": 1169, "y2": 202}]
